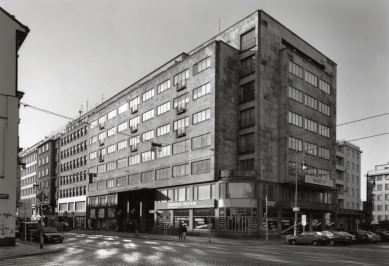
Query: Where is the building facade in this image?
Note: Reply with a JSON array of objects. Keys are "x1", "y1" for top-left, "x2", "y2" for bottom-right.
[
  {"x1": 367, "y1": 163, "x2": 389, "y2": 226},
  {"x1": 0, "y1": 7, "x2": 29, "y2": 246},
  {"x1": 335, "y1": 140, "x2": 364, "y2": 231}
]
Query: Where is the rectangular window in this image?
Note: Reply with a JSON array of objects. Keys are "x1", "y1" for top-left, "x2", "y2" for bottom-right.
[
  {"x1": 142, "y1": 109, "x2": 155, "y2": 122},
  {"x1": 97, "y1": 164, "x2": 106, "y2": 173},
  {"x1": 319, "y1": 79, "x2": 331, "y2": 95},
  {"x1": 107, "y1": 162, "x2": 116, "y2": 172},
  {"x1": 118, "y1": 121, "x2": 128, "y2": 132},
  {"x1": 305, "y1": 94, "x2": 318, "y2": 110},
  {"x1": 240, "y1": 55, "x2": 255, "y2": 77},
  {"x1": 193, "y1": 57, "x2": 211, "y2": 75},
  {"x1": 116, "y1": 176, "x2": 127, "y2": 187},
  {"x1": 304, "y1": 118, "x2": 318, "y2": 133},
  {"x1": 239, "y1": 81, "x2": 255, "y2": 103},
  {"x1": 288, "y1": 86, "x2": 303, "y2": 103},
  {"x1": 129, "y1": 116, "x2": 140, "y2": 127},
  {"x1": 107, "y1": 109, "x2": 117, "y2": 120},
  {"x1": 241, "y1": 29, "x2": 256, "y2": 51},
  {"x1": 157, "y1": 79, "x2": 171, "y2": 94},
  {"x1": 173, "y1": 93, "x2": 189, "y2": 108},
  {"x1": 141, "y1": 171, "x2": 154, "y2": 183},
  {"x1": 289, "y1": 61, "x2": 303, "y2": 79},
  {"x1": 319, "y1": 124, "x2": 330, "y2": 138},
  {"x1": 157, "y1": 102, "x2": 170, "y2": 115},
  {"x1": 129, "y1": 154, "x2": 140, "y2": 165},
  {"x1": 319, "y1": 147, "x2": 330, "y2": 159},
  {"x1": 239, "y1": 133, "x2": 254, "y2": 153},
  {"x1": 288, "y1": 111, "x2": 303, "y2": 127},
  {"x1": 129, "y1": 136, "x2": 140, "y2": 146},
  {"x1": 107, "y1": 178, "x2": 115, "y2": 188},
  {"x1": 319, "y1": 169, "x2": 330, "y2": 180},
  {"x1": 240, "y1": 108, "x2": 255, "y2": 128},
  {"x1": 97, "y1": 181, "x2": 106, "y2": 190},
  {"x1": 319, "y1": 102, "x2": 331, "y2": 116},
  {"x1": 304, "y1": 142, "x2": 318, "y2": 156},
  {"x1": 173, "y1": 139, "x2": 190, "y2": 155},
  {"x1": 173, "y1": 117, "x2": 189, "y2": 131},
  {"x1": 305, "y1": 70, "x2": 318, "y2": 87},
  {"x1": 89, "y1": 151, "x2": 97, "y2": 160},
  {"x1": 288, "y1": 136, "x2": 303, "y2": 151},
  {"x1": 107, "y1": 144, "x2": 116, "y2": 154},
  {"x1": 239, "y1": 159, "x2": 254, "y2": 170},
  {"x1": 142, "y1": 88, "x2": 155, "y2": 102},
  {"x1": 172, "y1": 163, "x2": 190, "y2": 177},
  {"x1": 141, "y1": 151, "x2": 154, "y2": 162},
  {"x1": 98, "y1": 115, "x2": 106, "y2": 125},
  {"x1": 117, "y1": 140, "x2": 127, "y2": 150},
  {"x1": 90, "y1": 120, "x2": 98, "y2": 129},
  {"x1": 129, "y1": 173, "x2": 140, "y2": 185},
  {"x1": 157, "y1": 145, "x2": 171, "y2": 159},
  {"x1": 98, "y1": 132, "x2": 106, "y2": 141},
  {"x1": 193, "y1": 83, "x2": 211, "y2": 100},
  {"x1": 107, "y1": 127, "x2": 116, "y2": 137},
  {"x1": 173, "y1": 69, "x2": 189, "y2": 85},
  {"x1": 117, "y1": 158, "x2": 127, "y2": 169},
  {"x1": 142, "y1": 130, "x2": 154, "y2": 141},
  {"x1": 192, "y1": 159, "x2": 211, "y2": 174},
  {"x1": 129, "y1": 96, "x2": 140, "y2": 108},
  {"x1": 193, "y1": 109, "x2": 210, "y2": 124},
  {"x1": 192, "y1": 133, "x2": 211, "y2": 150},
  {"x1": 156, "y1": 168, "x2": 170, "y2": 180},
  {"x1": 118, "y1": 102, "x2": 128, "y2": 114},
  {"x1": 157, "y1": 124, "x2": 170, "y2": 136}
]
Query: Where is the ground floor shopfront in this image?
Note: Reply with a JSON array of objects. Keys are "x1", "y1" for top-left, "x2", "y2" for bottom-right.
[
  {"x1": 58, "y1": 212, "x2": 87, "y2": 229},
  {"x1": 337, "y1": 208, "x2": 364, "y2": 231}
]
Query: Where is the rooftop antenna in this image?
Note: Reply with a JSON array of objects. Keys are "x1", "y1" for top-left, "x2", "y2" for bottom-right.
[
  {"x1": 219, "y1": 19, "x2": 220, "y2": 34},
  {"x1": 102, "y1": 94, "x2": 104, "y2": 103}
]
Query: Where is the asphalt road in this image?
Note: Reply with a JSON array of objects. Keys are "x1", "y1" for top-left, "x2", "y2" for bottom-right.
[{"x1": 2, "y1": 233, "x2": 389, "y2": 265}]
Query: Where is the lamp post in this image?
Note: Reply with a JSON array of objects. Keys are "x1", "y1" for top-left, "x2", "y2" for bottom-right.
[
  {"x1": 33, "y1": 184, "x2": 43, "y2": 249},
  {"x1": 294, "y1": 151, "x2": 305, "y2": 237}
]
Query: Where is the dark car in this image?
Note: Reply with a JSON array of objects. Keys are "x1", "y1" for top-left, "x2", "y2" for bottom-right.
[
  {"x1": 323, "y1": 231, "x2": 351, "y2": 246},
  {"x1": 286, "y1": 231, "x2": 328, "y2": 246},
  {"x1": 332, "y1": 231, "x2": 353, "y2": 245},
  {"x1": 373, "y1": 230, "x2": 389, "y2": 242},
  {"x1": 348, "y1": 231, "x2": 369, "y2": 244},
  {"x1": 19, "y1": 222, "x2": 39, "y2": 240},
  {"x1": 33, "y1": 227, "x2": 64, "y2": 243}
]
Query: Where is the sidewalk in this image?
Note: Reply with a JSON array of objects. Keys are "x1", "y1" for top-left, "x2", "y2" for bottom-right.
[
  {"x1": 0, "y1": 239, "x2": 63, "y2": 260},
  {"x1": 66, "y1": 229, "x2": 284, "y2": 246}
]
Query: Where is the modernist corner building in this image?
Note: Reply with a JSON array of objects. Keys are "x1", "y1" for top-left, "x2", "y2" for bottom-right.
[{"x1": 54, "y1": 10, "x2": 338, "y2": 238}]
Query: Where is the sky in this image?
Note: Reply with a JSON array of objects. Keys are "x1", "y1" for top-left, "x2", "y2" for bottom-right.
[{"x1": 3, "y1": 0, "x2": 389, "y2": 200}]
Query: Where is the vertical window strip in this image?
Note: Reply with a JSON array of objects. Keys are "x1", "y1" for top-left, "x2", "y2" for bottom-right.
[
  {"x1": 288, "y1": 61, "x2": 303, "y2": 79},
  {"x1": 288, "y1": 111, "x2": 303, "y2": 127},
  {"x1": 173, "y1": 139, "x2": 190, "y2": 154},
  {"x1": 288, "y1": 86, "x2": 303, "y2": 103},
  {"x1": 142, "y1": 88, "x2": 155, "y2": 102},
  {"x1": 305, "y1": 94, "x2": 318, "y2": 110},
  {"x1": 193, "y1": 83, "x2": 211, "y2": 100},
  {"x1": 118, "y1": 102, "x2": 128, "y2": 114},
  {"x1": 319, "y1": 79, "x2": 331, "y2": 95}
]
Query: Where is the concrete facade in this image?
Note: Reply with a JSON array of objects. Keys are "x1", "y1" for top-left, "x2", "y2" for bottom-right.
[{"x1": 367, "y1": 163, "x2": 389, "y2": 225}]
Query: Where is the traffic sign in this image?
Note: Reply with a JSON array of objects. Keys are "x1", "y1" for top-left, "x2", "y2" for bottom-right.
[
  {"x1": 302, "y1": 215, "x2": 307, "y2": 226},
  {"x1": 293, "y1": 207, "x2": 300, "y2": 212},
  {"x1": 356, "y1": 219, "x2": 360, "y2": 224}
]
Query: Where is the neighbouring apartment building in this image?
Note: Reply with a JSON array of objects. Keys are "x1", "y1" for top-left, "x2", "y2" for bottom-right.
[
  {"x1": 0, "y1": 7, "x2": 29, "y2": 246},
  {"x1": 335, "y1": 140, "x2": 363, "y2": 231}
]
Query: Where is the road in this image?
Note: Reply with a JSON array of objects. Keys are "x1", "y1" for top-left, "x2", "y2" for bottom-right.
[{"x1": 2, "y1": 233, "x2": 389, "y2": 265}]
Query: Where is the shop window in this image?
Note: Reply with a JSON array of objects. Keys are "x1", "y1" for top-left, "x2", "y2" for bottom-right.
[
  {"x1": 174, "y1": 209, "x2": 189, "y2": 228},
  {"x1": 193, "y1": 208, "x2": 215, "y2": 230},
  {"x1": 219, "y1": 208, "x2": 257, "y2": 232}
]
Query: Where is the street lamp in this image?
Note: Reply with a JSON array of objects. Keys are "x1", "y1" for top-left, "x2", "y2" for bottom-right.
[
  {"x1": 33, "y1": 184, "x2": 44, "y2": 249},
  {"x1": 294, "y1": 151, "x2": 306, "y2": 237}
]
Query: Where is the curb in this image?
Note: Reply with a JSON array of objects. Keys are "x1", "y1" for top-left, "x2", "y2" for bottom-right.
[{"x1": 1, "y1": 247, "x2": 64, "y2": 261}]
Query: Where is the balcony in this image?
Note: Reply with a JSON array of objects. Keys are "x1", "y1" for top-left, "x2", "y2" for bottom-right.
[
  {"x1": 99, "y1": 155, "x2": 104, "y2": 162},
  {"x1": 130, "y1": 144, "x2": 138, "y2": 152},
  {"x1": 239, "y1": 64, "x2": 255, "y2": 78},
  {"x1": 176, "y1": 127, "x2": 186, "y2": 138},
  {"x1": 130, "y1": 125, "x2": 138, "y2": 133},
  {"x1": 239, "y1": 117, "x2": 255, "y2": 128},
  {"x1": 99, "y1": 122, "x2": 105, "y2": 130},
  {"x1": 176, "y1": 79, "x2": 186, "y2": 91},
  {"x1": 131, "y1": 105, "x2": 138, "y2": 114},
  {"x1": 176, "y1": 104, "x2": 186, "y2": 114}
]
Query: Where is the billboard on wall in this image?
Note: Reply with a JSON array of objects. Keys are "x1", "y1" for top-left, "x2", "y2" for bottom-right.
[{"x1": 305, "y1": 175, "x2": 333, "y2": 187}]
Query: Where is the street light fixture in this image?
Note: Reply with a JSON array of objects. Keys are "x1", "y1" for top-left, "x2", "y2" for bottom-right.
[{"x1": 294, "y1": 151, "x2": 306, "y2": 237}]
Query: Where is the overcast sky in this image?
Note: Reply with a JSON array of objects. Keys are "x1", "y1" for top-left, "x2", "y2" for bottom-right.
[{"x1": 3, "y1": 0, "x2": 389, "y2": 201}]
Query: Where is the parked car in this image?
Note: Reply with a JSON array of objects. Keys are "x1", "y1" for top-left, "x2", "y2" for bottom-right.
[
  {"x1": 373, "y1": 230, "x2": 389, "y2": 242},
  {"x1": 321, "y1": 231, "x2": 343, "y2": 246},
  {"x1": 32, "y1": 227, "x2": 64, "y2": 243},
  {"x1": 348, "y1": 231, "x2": 369, "y2": 244},
  {"x1": 365, "y1": 231, "x2": 381, "y2": 244},
  {"x1": 19, "y1": 222, "x2": 39, "y2": 240},
  {"x1": 324, "y1": 231, "x2": 353, "y2": 246},
  {"x1": 286, "y1": 231, "x2": 328, "y2": 246},
  {"x1": 336, "y1": 232, "x2": 354, "y2": 245},
  {"x1": 375, "y1": 229, "x2": 387, "y2": 233}
]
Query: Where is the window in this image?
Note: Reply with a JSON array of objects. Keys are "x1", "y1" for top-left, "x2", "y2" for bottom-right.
[
  {"x1": 98, "y1": 148, "x2": 106, "y2": 157},
  {"x1": 288, "y1": 86, "x2": 303, "y2": 103},
  {"x1": 305, "y1": 118, "x2": 318, "y2": 133},
  {"x1": 107, "y1": 127, "x2": 116, "y2": 137},
  {"x1": 288, "y1": 136, "x2": 303, "y2": 151},
  {"x1": 173, "y1": 139, "x2": 190, "y2": 155},
  {"x1": 192, "y1": 159, "x2": 211, "y2": 174},
  {"x1": 172, "y1": 163, "x2": 190, "y2": 177},
  {"x1": 107, "y1": 161, "x2": 116, "y2": 172},
  {"x1": 173, "y1": 93, "x2": 189, "y2": 108},
  {"x1": 304, "y1": 142, "x2": 317, "y2": 156},
  {"x1": 156, "y1": 145, "x2": 171, "y2": 159},
  {"x1": 129, "y1": 154, "x2": 140, "y2": 165},
  {"x1": 193, "y1": 57, "x2": 211, "y2": 75},
  {"x1": 319, "y1": 79, "x2": 331, "y2": 95},
  {"x1": 89, "y1": 135, "x2": 97, "y2": 144},
  {"x1": 117, "y1": 158, "x2": 127, "y2": 169},
  {"x1": 98, "y1": 115, "x2": 106, "y2": 126},
  {"x1": 289, "y1": 61, "x2": 303, "y2": 79},
  {"x1": 240, "y1": 108, "x2": 255, "y2": 128},
  {"x1": 142, "y1": 130, "x2": 154, "y2": 141},
  {"x1": 89, "y1": 151, "x2": 97, "y2": 160},
  {"x1": 157, "y1": 79, "x2": 171, "y2": 94},
  {"x1": 240, "y1": 159, "x2": 254, "y2": 170},
  {"x1": 288, "y1": 111, "x2": 303, "y2": 127},
  {"x1": 157, "y1": 124, "x2": 170, "y2": 136},
  {"x1": 141, "y1": 171, "x2": 154, "y2": 183},
  {"x1": 156, "y1": 168, "x2": 170, "y2": 180},
  {"x1": 193, "y1": 109, "x2": 210, "y2": 124},
  {"x1": 157, "y1": 102, "x2": 170, "y2": 115},
  {"x1": 173, "y1": 117, "x2": 189, "y2": 131},
  {"x1": 193, "y1": 83, "x2": 211, "y2": 100},
  {"x1": 97, "y1": 181, "x2": 106, "y2": 190},
  {"x1": 75, "y1": 202, "x2": 85, "y2": 211},
  {"x1": 98, "y1": 132, "x2": 106, "y2": 141},
  {"x1": 129, "y1": 116, "x2": 140, "y2": 127},
  {"x1": 129, "y1": 136, "x2": 140, "y2": 146},
  {"x1": 90, "y1": 120, "x2": 98, "y2": 129},
  {"x1": 107, "y1": 109, "x2": 117, "y2": 120},
  {"x1": 240, "y1": 29, "x2": 256, "y2": 51},
  {"x1": 192, "y1": 133, "x2": 211, "y2": 150},
  {"x1": 107, "y1": 178, "x2": 115, "y2": 188},
  {"x1": 319, "y1": 124, "x2": 330, "y2": 138},
  {"x1": 319, "y1": 102, "x2": 331, "y2": 116},
  {"x1": 141, "y1": 151, "x2": 154, "y2": 162},
  {"x1": 239, "y1": 81, "x2": 255, "y2": 103},
  {"x1": 305, "y1": 94, "x2": 318, "y2": 110},
  {"x1": 305, "y1": 70, "x2": 317, "y2": 87},
  {"x1": 319, "y1": 169, "x2": 330, "y2": 180},
  {"x1": 97, "y1": 164, "x2": 106, "y2": 173},
  {"x1": 116, "y1": 176, "x2": 127, "y2": 187},
  {"x1": 107, "y1": 144, "x2": 116, "y2": 154},
  {"x1": 319, "y1": 147, "x2": 330, "y2": 159},
  {"x1": 118, "y1": 102, "x2": 128, "y2": 114},
  {"x1": 173, "y1": 69, "x2": 189, "y2": 85},
  {"x1": 240, "y1": 133, "x2": 254, "y2": 153},
  {"x1": 240, "y1": 55, "x2": 255, "y2": 77},
  {"x1": 118, "y1": 121, "x2": 128, "y2": 132},
  {"x1": 142, "y1": 109, "x2": 154, "y2": 122},
  {"x1": 129, "y1": 96, "x2": 140, "y2": 109},
  {"x1": 142, "y1": 88, "x2": 154, "y2": 102},
  {"x1": 117, "y1": 140, "x2": 127, "y2": 150}
]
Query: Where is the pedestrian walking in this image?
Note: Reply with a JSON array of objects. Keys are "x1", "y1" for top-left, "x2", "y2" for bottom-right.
[
  {"x1": 177, "y1": 223, "x2": 183, "y2": 239},
  {"x1": 134, "y1": 220, "x2": 139, "y2": 237},
  {"x1": 182, "y1": 224, "x2": 187, "y2": 239}
]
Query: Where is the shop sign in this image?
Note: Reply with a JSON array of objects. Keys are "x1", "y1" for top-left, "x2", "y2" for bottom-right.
[
  {"x1": 302, "y1": 215, "x2": 307, "y2": 226},
  {"x1": 267, "y1": 201, "x2": 276, "y2": 207},
  {"x1": 0, "y1": 194, "x2": 9, "y2": 199},
  {"x1": 231, "y1": 208, "x2": 248, "y2": 216},
  {"x1": 155, "y1": 199, "x2": 215, "y2": 210},
  {"x1": 305, "y1": 175, "x2": 333, "y2": 187}
]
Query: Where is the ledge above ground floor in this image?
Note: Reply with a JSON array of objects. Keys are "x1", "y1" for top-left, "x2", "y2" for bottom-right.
[{"x1": 281, "y1": 201, "x2": 338, "y2": 212}]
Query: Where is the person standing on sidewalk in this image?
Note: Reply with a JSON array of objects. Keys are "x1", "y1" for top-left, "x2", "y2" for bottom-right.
[
  {"x1": 182, "y1": 224, "x2": 187, "y2": 239},
  {"x1": 134, "y1": 220, "x2": 139, "y2": 237},
  {"x1": 177, "y1": 223, "x2": 183, "y2": 239}
]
